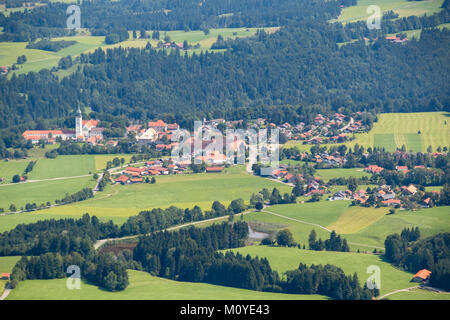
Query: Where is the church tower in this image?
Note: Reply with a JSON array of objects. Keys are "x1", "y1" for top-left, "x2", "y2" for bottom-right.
[{"x1": 76, "y1": 106, "x2": 83, "y2": 139}]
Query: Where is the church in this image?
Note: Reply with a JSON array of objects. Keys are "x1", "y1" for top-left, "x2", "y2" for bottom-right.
[{"x1": 22, "y1": 107, "x2": 103, "y2": 144}]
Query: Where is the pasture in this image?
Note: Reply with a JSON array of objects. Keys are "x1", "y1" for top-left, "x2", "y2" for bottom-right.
[
  {"x1": 32, "y1": 168, "x2": 292, "y2": 217},
  {"x1": 242, "y1": 201, "x2": 449, "y2": 250},
  {"x1": 226, "y1": 245, "x2": 414, "y2": 296},
  {"x1": 285, "y1": 112, "x2": 450, "y2": 153},
  {"x1": 334, "y1": 0, "x2": 445, "y2": 23},
  {"x1": 0, "y1": 175, "x2": 95, "y2": 212},
  {"x1": 6, "y1": 269, "x2": 326, "y2": 300},
  {"x1": 344, "y1": 205, "x2": 450, "y2": 248},
  {"x1": 0, "y1": 160, "x2": 29, "y2": 184}
]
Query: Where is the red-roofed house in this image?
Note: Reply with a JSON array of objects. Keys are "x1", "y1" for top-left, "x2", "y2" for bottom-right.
[
  {"x1": 382, "y1": 199, "x2": 401, "y2": 207},
  {"x1": 149, "y1": 120, "x2": 167, "y2": 132},
  {"x1": 206, "y1": 167, "x2": 224, "y2": 173},
  {"x1": 115, "y1": 175, "x2": 130, "y2": 185},
  {"x1": 1, "y1": 273, "x2": 10, "y2": 280},
  {"x1": 412, "y1": 269, "x2": 431, "y2": 282}
]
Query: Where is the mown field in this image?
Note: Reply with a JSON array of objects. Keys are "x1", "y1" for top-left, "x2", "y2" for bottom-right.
[
  {"x1": 0, "y1": 27, "x2": 278, "y2": 76},
  {"x1": 285, "y1": 112, "x2": 450, "y2": 153},
  {"x1": 316, "y1": 168, "x2": 370, "y2": 181},
  {"x1": 5, "y1": 269, "x2": 326, "y2": 300},
  {"x1": 0, "y1": 175, "x2": 95, "y2": 212},
  {"x1": 0, "y1": 166, "x2": 292, "y2": 230},
  {"x1": 333, "y1": 0, "x2": 445, "y2": 23},
  {"x1": 240, "y1": 201, "x2": 449, "y2": 250},
  {"x1": 0, "y1": 152, "x2": 135, "y2": 183},
  {"x1": 226, "y1": 246, "x2": 417, "y2": 297}
]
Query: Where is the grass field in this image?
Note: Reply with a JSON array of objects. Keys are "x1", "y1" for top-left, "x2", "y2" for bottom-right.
[
  {"x1": 285, "y1": 112, "x2": 450, "y2": 153},
  {"x1": 327, "y1": 206, "x2": 390, "y2": 234},
  {"x1": 0, "y1": 27, "x2": 278, "y2": 76},
  {"x1": 344, "y1": 206, "x2": 450, "y2": 248},
  {"x1": 0, "y1": 166, "x2": 292, "y2": 228},
  {"x1": 241, "y1": 200, "x2": 449, "y2": 250},
  {"x1": 0, "y1": 175, "x2": 95, "y2": 211},
  {"x1": 227, "y1": 246, "x2": 414, "y2": 296},
  {"x1": 0, "y1": 160, "x2": 29, "y2": 184},
  {"x1": 6, "y1": 269, "x2": 326, "y2": 300},
  {"x1": 334, "y1": 0, "x2": 445, "y2": 23},
  {"x1": 0, "y1": 256, "x2": 20, "y2": 291}
]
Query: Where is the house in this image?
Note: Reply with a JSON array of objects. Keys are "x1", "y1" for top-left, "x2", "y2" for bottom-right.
[
  {"x1": 382, "y1": 199, "x2": 401, "y2": 207},
  {"x1": 284, "y1": 174, "x2": 297, "y2": 184},
  {"x1": 130, "y1": 177, "x2": 143, "y2": 183},
  {"x1": 206, "y1": 167, "x2": 223, "y2": 173},
  {"x1": 365, "y1": 165, "x2": 384, "y2": 174},
  {"x1": 115, "y1": 175, "x2": 130, "y2": 185},
  {"x1": 412, "y1": 269, "x2": 431, "y2": 283},
  {"x1": 381, "y1": 192, "x2": 396, "y2": 201},
  {"x1": 1, "y1": 273, "x2": 10, "y2": 280},
  {"x1": 330, "y1": 191, "x2": 347, "y2": 201},
  {"x1": 420, "y1": 197, "x2": 431, "y2": 208},
  {"x1": 396, "y1": 166, "x2": 409, "y2": 174},
  {"x1": 149, "y1": 120, "x2": 168, "y2": 132},
  {"x1": 136, "y1": 128, "x2": 157, "y2": 145},
  {"x1": 402, "y1": 185, "x2": 417, "y2": 196}
]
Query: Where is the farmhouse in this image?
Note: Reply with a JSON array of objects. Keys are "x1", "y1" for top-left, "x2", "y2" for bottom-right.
[
  {"x1": 381, "y1": 199, "x2": 401, "y2": 207},
  {"x1": 1, "y1": 273, "x2": 10, "y2": 280},
  {"x1": 412, "y1": 269, "x2": 431, "y2": 283}
]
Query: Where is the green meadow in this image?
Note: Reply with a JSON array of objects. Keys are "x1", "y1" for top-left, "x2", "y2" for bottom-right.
[
  {"x1": 226, "y1": 246, "x2": 416, "y2": 296},
  {"x1": 0, "y1": 160, "x2": 29, "y2": 184},
  {"x1": 29, "y1": 166, "x2": 292, "y2": 219},
  {"x1": 0, "y1": 175, "x2": 95, "y2": 211},
  {"x1": 333, "y1": 0, "x2": 445, "y2": 24},
  {"x1": 316, "y1": 168, "x2": 370, "y2": 181},
  {"x1": 285, "y1": 112, "x2": 450, "y2": 153},
  {"x1": 6, "y1": 269, "x2": 326, "y2": 300},
  {"x1": 344, "y1": 206, "x2": 450, "y2": 248},
  {"x1": 241, "y1": 201, "x2": 449, "y2": 249}
]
